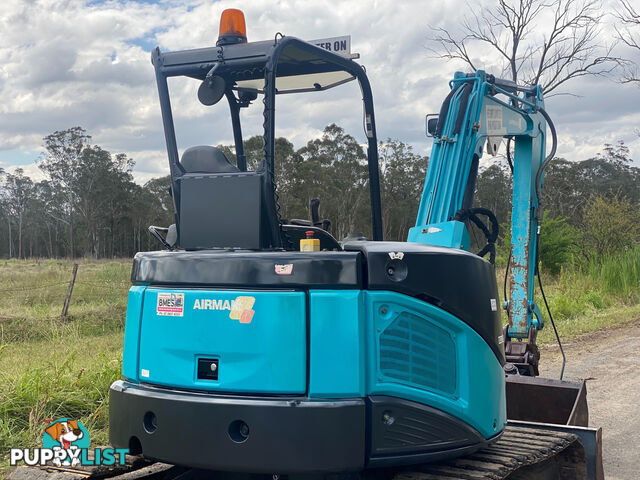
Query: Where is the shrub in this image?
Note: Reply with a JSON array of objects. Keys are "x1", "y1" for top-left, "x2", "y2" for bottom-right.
[
  {"x1": 581, "y1": 194, "x2": 640, "y2": 258},
  {"x1": 539, "y1": 213, "x2": 578, "y2": 275}
]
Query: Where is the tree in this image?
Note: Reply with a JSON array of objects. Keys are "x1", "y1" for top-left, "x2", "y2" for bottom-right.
[
  {"x1": 378, "y1": 139, "x2": 428, "y2": 241},
  {"x1": 615, "y1": 0, "x2": 640, "y2": 85},
  {"x1": 474, "y1": 162, "x2": 513, "y2": 228},
  {"x1": 430, "y1": 0, "x2": 619, "y2": 94},
  {"x1": 74, "y1": 147, "x2": 135, "y2": 257},
  {"x1": 540, "y1": 141, "x2": 640, "y2": 224},
  {"x1": 222, "y1": 128, "x2": 374, "y2": 240},
  {"x1": 297, "y1": 125, "x2": 369, "y2": 240},
  {"x1": 32, "y1": 180, "x2": 63, "y2": 258},
  {"x1": 581, "y1": 193, "x2": 640, "y2": 258},
  {"x1": 3, "y1": 169, "x2": 35, "y2": 258},
  {"x1": 39, "y1": 127, "x2": 91, "y2": 257},
  {"x1": 0, "y1": 168, "x2": 10, "y2": 257},
  {"x1": 142, "y1": 175, "x2": 173, "y2": 226}
]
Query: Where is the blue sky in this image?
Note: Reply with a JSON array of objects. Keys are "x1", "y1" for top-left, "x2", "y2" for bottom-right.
[{"x1": 1, "y1": 0, "x2": 639, "y2": 183}]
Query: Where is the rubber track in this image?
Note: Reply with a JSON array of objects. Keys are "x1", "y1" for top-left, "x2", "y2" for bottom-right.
[
  {"x1": 7, "y1": 426, "x2": 582, "y2": 480},
  {"x1": 393, "y1": 426, "x2": 581, "y2": 480}
]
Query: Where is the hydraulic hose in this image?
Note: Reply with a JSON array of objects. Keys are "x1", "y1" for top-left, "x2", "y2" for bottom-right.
[
  {"x1": 533, "y1": 106, "x2": 565, "y2": 378},
  {"x1": 534, "y1": 107, "x2": 557, "y2": 208}
]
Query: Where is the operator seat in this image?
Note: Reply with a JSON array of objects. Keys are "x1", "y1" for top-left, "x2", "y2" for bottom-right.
[
  {"x1": 181, "y1": 146, "x2": 239, "y2": 173},
  {"x1": 176, "y1": 145, "x2": 281, "y2": 250},
  {"x1": 176, "y1": 146, "x2": 342, "y2": 251}
]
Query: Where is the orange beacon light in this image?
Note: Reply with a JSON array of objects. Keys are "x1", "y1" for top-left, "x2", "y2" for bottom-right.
[{"x1": 217, "y1": 9, "x2": 247, "y2": 45}]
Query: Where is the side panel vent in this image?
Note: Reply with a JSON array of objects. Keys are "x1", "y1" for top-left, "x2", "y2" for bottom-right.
[
  {"x1": 368, "y1": 396, "x2": 483, "y2": 457},
  {"x1": 379, "y1": 312, "x2": 456, "y2": 395}
]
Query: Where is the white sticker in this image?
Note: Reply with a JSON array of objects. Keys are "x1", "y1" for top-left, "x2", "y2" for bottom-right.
[
  {"x1": 309, "y1": 35, "x2": 358, "y2": 59},
  {"x1": 486, "y1": 106, "x2": 506, "y2": 135},
  {"x1": 498, "y1": 335, "x2": 504, "y2": 345},
  {"x1": 490, "y1": 298, "x2": 498, "y2": 311},
  {"x1": 388, "y1": 252, "x2": 404, "y2": 260},
  {"x1": 275, "y1": 264, "x2": 293, "y2": 275},
  {"x1": 141, "y1": 369, "x2": 150, "y2": 378},
  {"x1": 365, "y1": 114, "x2": 374, "y2": 138},
  {"x1": 157, "y1": 292, "x2": 184, "y2": 317}
]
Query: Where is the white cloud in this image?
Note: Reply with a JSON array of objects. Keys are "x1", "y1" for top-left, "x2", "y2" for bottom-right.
[{"x1": 0, "y1": 0, "x2": 639, "y2": 184}]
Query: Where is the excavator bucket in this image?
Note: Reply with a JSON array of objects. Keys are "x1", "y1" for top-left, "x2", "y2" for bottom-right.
[
  {"x1": 506, "y1": 376, "x2": 604, "y2": 480},
  {"x1": 506, "y1": 375, "x2": 588, "y2": 426}
]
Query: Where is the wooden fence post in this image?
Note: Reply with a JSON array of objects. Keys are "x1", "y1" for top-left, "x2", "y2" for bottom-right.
[{"x1": 62, "y1": 263, "x2": 79, "y2": 317}]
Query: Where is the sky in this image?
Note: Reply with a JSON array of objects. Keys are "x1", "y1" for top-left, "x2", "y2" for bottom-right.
[{"x1": 1, "y1": 0, "x2": 639, "y2": 184}]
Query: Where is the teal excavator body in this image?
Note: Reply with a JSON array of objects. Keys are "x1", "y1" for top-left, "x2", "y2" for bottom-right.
[{"x1": 109, "y1": 10, "x2": 576, "y2": 476}]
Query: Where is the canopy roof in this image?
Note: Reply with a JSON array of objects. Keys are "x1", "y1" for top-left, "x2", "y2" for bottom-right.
[{"x1": 155, "y1": 38, "x2": 356, "y2": 94}]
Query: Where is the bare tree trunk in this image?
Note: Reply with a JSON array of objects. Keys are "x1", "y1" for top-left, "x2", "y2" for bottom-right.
[
  {"x1": 69, "y1": 194, "x2": 74, "y2": 258},
  {"x1": 47, "y1": 223, "x2": 53, "y2": 258},
  {"x1": 7, "y1": 217, "x2": 12, "y2": 258},
  {"x1": 18, "y1": 212, "x2": 23, "y2": 259}
]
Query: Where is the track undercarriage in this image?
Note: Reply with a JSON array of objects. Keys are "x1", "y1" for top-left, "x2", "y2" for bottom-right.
[{"x1": 8, "y1": 424, "x2": 600, "y2": 480}]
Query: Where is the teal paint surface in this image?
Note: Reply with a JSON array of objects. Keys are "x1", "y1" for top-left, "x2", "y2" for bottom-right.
[
  {"x1": 365, "y1": 291, "x2": 506, "y2": 439},
  {"x1": 138, "y1": 288, "x2": 307, "y2": 393},
  {"x1": 308, "y1": 290, "x2": 366, "y2": 397},
  {"x1": 408, "y1": 220, "x2": 470, "y2": 250},
  {"x1": 121, "y1": 286, "x2": 146, "y2": 382}
]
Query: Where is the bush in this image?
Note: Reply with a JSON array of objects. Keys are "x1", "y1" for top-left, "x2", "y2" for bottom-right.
[
  {"x1": 539, "y1": 213, "x2": 578, "y2": 275},
  {"x1": 581, "y1": 194, "x2": 640, "y2": 258}
]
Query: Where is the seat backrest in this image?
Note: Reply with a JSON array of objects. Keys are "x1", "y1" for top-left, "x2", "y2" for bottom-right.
[
  {"x1": 176, "y1": 147, "x2": 281, "y2": 250},
  {"x1": 181, "y1": 146, "x2": 239, "y2": 173}
]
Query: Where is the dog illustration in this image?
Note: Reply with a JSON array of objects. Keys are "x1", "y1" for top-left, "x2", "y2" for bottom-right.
[{"x1": 45, "y1": 419, "x2": 84, "y2": 467}]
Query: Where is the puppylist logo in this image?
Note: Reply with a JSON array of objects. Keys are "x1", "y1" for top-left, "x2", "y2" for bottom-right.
[{"x1": 10, "y1": 418, "x2": 128, "y2": 468}]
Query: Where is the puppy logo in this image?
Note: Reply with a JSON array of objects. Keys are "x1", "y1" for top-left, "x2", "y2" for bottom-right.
[{"x1": 43, "y1": 418, "x2": 90, "y2": 467}]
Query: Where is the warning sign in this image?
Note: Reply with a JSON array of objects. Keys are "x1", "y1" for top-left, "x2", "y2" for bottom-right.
[
  {"x1": 310, "y1": 35, "x2": 359, "y2": 59},
  {"x1": 157, "y1": 292, "x2": 184, "y2": 317},
  {"x1": 485, "y1": 105, "x2": 506, "y2": 135}
]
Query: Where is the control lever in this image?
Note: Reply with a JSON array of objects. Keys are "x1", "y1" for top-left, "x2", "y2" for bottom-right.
[{"x1": 310, "y1": 198, "x2": 321, "y2": 226}]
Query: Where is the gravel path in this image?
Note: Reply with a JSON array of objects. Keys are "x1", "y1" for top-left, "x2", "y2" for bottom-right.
[{"x1": 539, "y1": 322, "x2": 640, "y2": 480}]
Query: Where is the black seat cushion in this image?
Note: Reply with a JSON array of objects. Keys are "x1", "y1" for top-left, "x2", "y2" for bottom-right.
[{"x1": 181, "y1": 146, "x2": 239, "y2": 173}]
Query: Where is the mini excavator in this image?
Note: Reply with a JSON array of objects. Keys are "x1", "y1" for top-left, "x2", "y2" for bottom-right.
[{"x1": 110, "y1": 9, "x2": 603, "y2": 479}]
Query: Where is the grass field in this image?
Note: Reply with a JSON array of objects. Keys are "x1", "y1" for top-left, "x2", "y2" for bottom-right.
[
  {"x1": 0, "y1": 256, "x2": 638, "y2": 476},
  {"x1": 0, "y1": 259, "x2": 129, "y2": 476}
]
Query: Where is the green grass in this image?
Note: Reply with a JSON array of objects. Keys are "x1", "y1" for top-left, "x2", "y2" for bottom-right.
[
  {"x1": 0, "y1": 259, "x2": 129, "y2": 343},
  {"x1": 589, "y1": 247, "x2": 640, "y2": 297},
  {"x1": 537, "y1": 247, "x2": 640, "y2": 343},
  {"x1": 0, "y1": 259, "x2": 129, "y2": 476}
]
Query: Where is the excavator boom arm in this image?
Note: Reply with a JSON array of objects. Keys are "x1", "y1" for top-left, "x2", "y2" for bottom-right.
[{"x1": 410, "y1": 70, "x2": 551, "y2": 353}]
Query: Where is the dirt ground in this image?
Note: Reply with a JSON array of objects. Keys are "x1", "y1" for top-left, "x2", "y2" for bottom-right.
[{"x1": 539, "y1": 321, "x2": 640, "y2": 480}]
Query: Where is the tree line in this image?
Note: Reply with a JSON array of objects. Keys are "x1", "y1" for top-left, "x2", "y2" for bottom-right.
[
  {"x1": 1, "y1": 126, "x2": 639, "y2": 271},
  {"x1": 0, "y1": 127, "x2": 173, "y2": 259},
  {"x1": 0, "y1": 125, "x2": 429, "y2": 258}
]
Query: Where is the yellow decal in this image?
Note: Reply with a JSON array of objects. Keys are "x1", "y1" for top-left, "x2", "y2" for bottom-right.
[{"x1": 229, "y1": 296, "x2": 255, "y2": 324}]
